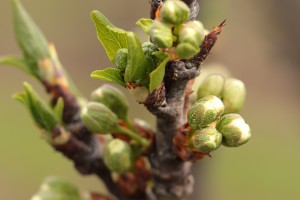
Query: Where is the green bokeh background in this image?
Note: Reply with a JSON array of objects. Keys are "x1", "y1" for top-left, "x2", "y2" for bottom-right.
[{"x1": 1, "y1": 0, "x2": 299, "y2": 199}]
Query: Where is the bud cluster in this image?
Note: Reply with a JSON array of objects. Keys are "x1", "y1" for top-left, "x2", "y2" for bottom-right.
[
  {"x1": 146, "y1": 0, "x2": 206, "y2": 59},
  {"x1": 80, "y1": 84, "x2": 150, "y2": 174},
  {"x1": 185, "y1": 74, "x2": 251, "y2": 155}
]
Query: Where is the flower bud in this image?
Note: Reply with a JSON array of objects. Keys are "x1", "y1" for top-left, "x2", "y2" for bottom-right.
[
  {"x1": 197, "y1": 74, "x2": 225, "y2": 99},
  {"x1": 176, "y1": 42, "x2": 200, "y2": 59},
  {"x1": 114, "y1": 48, "x2": 128, "y2": 72},
  {"x1": 142, "y1": 42, "x2": 160, "y2": 73},
  {"x1": 188, "y1": 127, "x2": 222, "y2": 153},
  {"x1": 216, "y1": 114, "x2": 251, "y2": 147},
  {"x1": 103, "y1": 138, "x2": 133, "y2": 174},
  {"x1": 31, "y1": 176, "x2": 82, "y2": 200},
  {"x1": 188, "y1": 95, "x2": 224, "y2": 130},
  {"x1": 161, "y1": 0, "x2": 190, "y2": 25},
  {"x1": 91, "y1": 84, "x2": 129, "y2": 120},
  {"x1": 222, "y1": 78, "x2": 246, "y2": 114},
  {"x1": 179, "y1": 21, "x2": 205, "y2": 47},
  {"x1": 150, "y1": 20, "x2": 173, "y2": 48},
  {"x1": 81, "y1": 102, "x2": 118, "y2": 134},
  {"x1": 40, "y1": 176, "x2": 80, "y2": 195}
]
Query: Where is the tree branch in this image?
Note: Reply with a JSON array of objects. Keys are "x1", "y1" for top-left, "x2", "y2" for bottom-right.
[{"x1": 146, "y1": 1, "x2": 225, "y2": 199}]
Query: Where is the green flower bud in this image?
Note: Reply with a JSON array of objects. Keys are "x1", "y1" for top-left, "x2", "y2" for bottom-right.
[
  {"x1": 179, "y1": 21, "x2": 205, "y2": 47},
  {"x1": 103, "y1": 138, "x2": 133, "y2": 174},
  {"x1": 222, "y1": 78, "x2": 246, "y2": 114},
  {"x1": 40, "y1": 176, "x2": 80, "y2": 195},
  {"x1": 142, "y1": 42, "x2": 160, "y2": 73},
  {"x1": 216, "y1": 114, "x2": 251, "y2": 147},
  {"x1": 161, "y1": 0, "x2": 190, "y2": 25},
  {"x1": 175, "y1": 42, "x2": 200, "y2": 59},
  {"x1": 188, "y1": 127, "x2": 222, "y2": 153},
  {"x1": 197, "y1": 74, "x2": 225, "y2": 99},
  {"x1": 150, "y1": 20, "x2": 173, "y2": 48},
  {"x1": 114, "y1": 48, "x2": 128, "y2": 71},
  {"x1": 188, "y1": 95, "x2": 224, "y2": 130},
  {"x1": 128, "y1": 85, "x2": 150, "y2": 103},
  {"x1": 32, "y1": 190, "x2": 79, "y2": 200},
  {"x1": 31, "y1": 176, "x2": 82, "y2": 200},
  {"x1": 91, "y1": 84, "x2": 129, "y2": 120},
  {"x1": 81, "y1": 102, "x2": 118, "y2": 133}
]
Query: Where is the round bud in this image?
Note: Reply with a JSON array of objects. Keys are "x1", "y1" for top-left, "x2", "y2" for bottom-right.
[
  {"x1": 188, "y1": 95, "x2": 224, "y2": 130},
  {"x1": 197, "y1": 74, "x2": 225, "y2": 100},
  {"x1": 188, "y1": 127, "x2": 222, "y2": 153},
  {"x1": 81, "y1": 102, "x2": 118, "y2": 134},
  {"x1": 216, "y1": 114, "x2": 251, "y2": 147},
  {"x1": 222, "y1": 78, "x2": 246, "y2": 114},
  {"x1": 179, "y1": 21, "x2": 205, "y2": 47},
  {"x1": 175, "y1": 42, "x2": 200, "y2": 59},
  {"x1": 161, "y1": 0, "x2": 190, "y2": 25},
  {"x1": 103, "y1": 138, "x2": 133, "y2": 174},
  {"x1": 150, "y1": 20, "x2": 173, "y2": 48},
  {"x1": 142, "y1": 42, "x2": 160, "y2": 72},
  {"x1": 114, "y1": 48, "x2": 128, "y2": 71},
  {"x1": 31, "y1": 190, "x2": 77, "y2": 200},
  {"x1": 91, "y1": 84, "x2": 129, "y2": 120},
  {"x1": 40, "y1": 176, "x2": 79, "y2": 195},
  {"x1": 31, "y1": 176, "x2": 82, "y2": 200}
]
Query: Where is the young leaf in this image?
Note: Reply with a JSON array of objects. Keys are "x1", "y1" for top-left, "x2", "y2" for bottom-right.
[
  {"x1": 149, "y1": 53, "x2": 170, "y2": 93},
  {"x1": 91, "y1": 10, "x2": 128, "y2": 62},
  {"x1": 0, "y1": 56, "x2": 32, "y2": 75},
  {"x1": 91, "y1": 68, "x2": 125, "y2": 87},
  {"x1": 124, "y1": 32, "x2": 148, "y2": 85},
  {"x1": 13, "y1": 82, "x2": 58, "y2": 131},
  {"x1": 12, "y1": 0, "x2": 50, "y2": 78},
  {"x1": 53, "y1": 97, "x2": 64, "y2": 122},
  {"x1": 136, "y1": 18, "x2": 153, "y2": 34}
]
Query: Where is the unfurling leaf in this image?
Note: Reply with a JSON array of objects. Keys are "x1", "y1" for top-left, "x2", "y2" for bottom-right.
[
  {"x1": 91, "y1": 10, "x2": 128, "y2": 62},
  {"x1": 13, "y1": 82, "x2": 58, "y2": 131},
  {"x1": 53, "y1": 97, "x2": 64, "y2": 122},
  {"x1": 91, "y1": 68, "x2": 125, "y2": 87},
  {"x1": 12, "y1": 0, "x2": 50, "y2": 78},
  {"x1": 149, "y1": 53, "x2": 170, "y2": 93},
  {"x1": 136, "y1": 18, "x2": 153, "y2": 34},
  {"x1": 124, "y1": 32, "x2": 148, "y2": 85},
  {"x1": 0, "y1": 56, "x2": 31, "y2": 75}
]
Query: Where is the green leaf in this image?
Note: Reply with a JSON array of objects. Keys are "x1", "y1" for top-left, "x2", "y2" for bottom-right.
[
  {"x1": 91, "y1": 68, "x2": 125, "y2": 87},
  {"x1": 0, "y1": 56, "x2": 32, "y2": 76},
  {"x1": 136, "y1": 18, "x2": 153, "y2": 34},
  {"x1": 53, "y1": 97, "x2": 64, "y2": 122},
  {"x1": 12, "y1": 0, "x2": 50, "y2": 78},
  {"x1": 13, "y1": 82, "x2": 58, "y2": 131},
  {"x1": 91, "y1": 10, "x2": 128, "y2": 62},
  {"x1": 149, "y1": 54, "x2": 170, "y2": 93},
  {"x1": 124, "y1": 32, "x2": 148, "y2": 85}
]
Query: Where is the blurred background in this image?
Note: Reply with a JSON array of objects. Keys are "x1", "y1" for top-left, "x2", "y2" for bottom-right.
[{"x1": 0, "y1": 0, "x2": 299, "y2": 199}]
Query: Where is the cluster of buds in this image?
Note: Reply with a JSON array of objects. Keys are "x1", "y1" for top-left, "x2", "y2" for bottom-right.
[
  {"x1": 147, "y1": 0, "x2": 206, "y2": 59},
  {"x1": 176, "y1": 74, "x2": 251, "y2": 160},
  {"x1": 80, "y1": 84, "x2": 151, "y2": 174}
]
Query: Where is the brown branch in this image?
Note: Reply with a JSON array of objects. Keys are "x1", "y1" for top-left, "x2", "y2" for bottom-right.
[{"x1": 146, "y1": 1, "x2": 225, "y2": 199}]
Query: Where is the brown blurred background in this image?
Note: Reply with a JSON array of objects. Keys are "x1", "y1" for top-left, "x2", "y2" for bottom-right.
[{"x1": 0, "y1": 0, "x2": 299, "y2": 199}]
